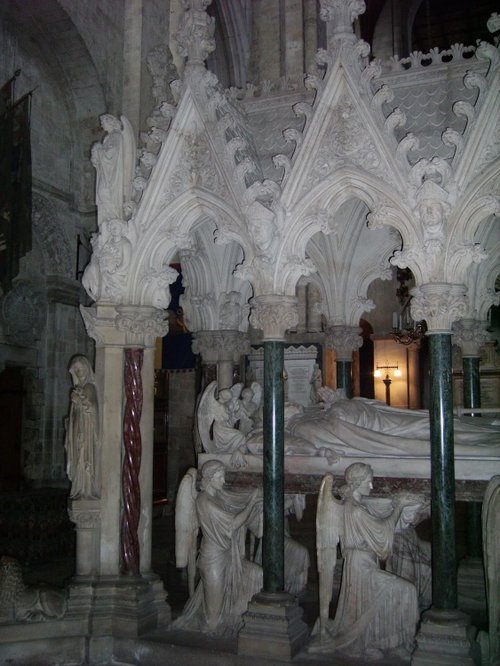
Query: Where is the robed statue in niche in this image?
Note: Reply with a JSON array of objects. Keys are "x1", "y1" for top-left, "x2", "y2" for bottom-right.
[{"x1": 64, "y1": 355, "x2": 100, "y2": 500}]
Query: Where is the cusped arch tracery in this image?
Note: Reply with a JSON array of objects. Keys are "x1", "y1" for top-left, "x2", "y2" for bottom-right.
[
  {"x1": 282, "y1": 169, "x2": 412, "y2": 263},
  {"x1": 128, "y1": 188, "x2": 252, "y2": 311}
]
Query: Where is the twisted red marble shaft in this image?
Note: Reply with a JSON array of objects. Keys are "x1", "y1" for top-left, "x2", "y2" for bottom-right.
[{"x1": 121, "y1": 348, "x2": 143, "y2": 576}]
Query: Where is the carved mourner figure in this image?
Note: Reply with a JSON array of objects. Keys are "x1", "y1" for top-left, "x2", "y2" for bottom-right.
[
  {"x1": 172, "y1": 461, "x2": 263, "y2": 636},
  {"x1": 311, "y1": 464, "x2": 421, "y2": 660},
  {"x1": 65, "y1": 355, "x2": 100, "y2": 499}
]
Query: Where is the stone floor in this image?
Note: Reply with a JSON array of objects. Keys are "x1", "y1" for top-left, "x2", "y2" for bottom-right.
[{"x1": 19, "y1": 496, "x2": 486, "y2": 666}]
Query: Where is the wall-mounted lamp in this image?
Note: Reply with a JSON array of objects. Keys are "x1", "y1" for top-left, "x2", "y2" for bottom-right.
[{"x1": 374, "y1": 361, "x2": 401, "y2": 405}]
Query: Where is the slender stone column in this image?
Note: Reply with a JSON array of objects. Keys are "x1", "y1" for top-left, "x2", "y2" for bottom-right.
[
  {"x1": 452, "y1": 319, "x2": 490, "y2": 561},
  {"x1": 249, "y1": 296, "x2": 298, "y2": 594},
  {"x1": 427, "y1": 332, "x2": 457, "y2": 609},
  {"x1": 325, "y1": 324, "x2": 362, "y2": 398},
  {"x1": 239, "y1": 295, "x2": 309, "y2": 660},
  {"x1": 192, "y1": 330, "x2": 250, "y2": 389},
  {"x1": 405, "y1": 341, "x2": 421, "y2": 409},
  {"x1": 262, "y1": 340, "x2": 285, "y2": 592},
  {"x1": 411, "y1": 284, "x2": 468, "y2": 610},
  {"x1": 411, "y1": 283, "x2": 477, "y2": 666},
  {"x1": 121, "y1": 347, "x2": 144, "y2": 576},
  {"x1": 139, "y1": 347, "x2": 155, "y2": 573},
  {"x1": 78, "y1": 304, "x2": 171, "y2": 635}
]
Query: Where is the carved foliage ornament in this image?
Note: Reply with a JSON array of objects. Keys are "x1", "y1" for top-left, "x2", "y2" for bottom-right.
[
  {"x1": 410, "y1": 284, "x2": 467, "y2": 333},
  {"x1": 452, "y1": 319, "x2": 491, "y2": 357},
  {"x1": 192, "y1": 330, "x2": 250, "y2": 362},
  {"x1": 249, "y1": 295, "x2": 299, "y2": 340},
  {"x1": 325, "y1": 325, "x2": 363, "y2": 359}
]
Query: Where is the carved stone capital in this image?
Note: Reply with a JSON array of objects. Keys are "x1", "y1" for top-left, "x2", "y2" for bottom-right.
[
  {"x1": 176, "y1": 0, "x2": 215, "y2": 66},
  {"x1": 192, "y1": 330, "x2": 250, "y2": 363},
  {"x1": 452, "y1": 319, "x2": 491, "y2": 357},
  {"x1": 410, "y1": 283, "x2": 467, "y2": 334},
  {"x1": 116, "y1": 305, "x2": 169, "y2": 347},
  {"x1": 80, "y1": 304, "x2": 168, "y2": 348},
  {"x1": 249, "y1": 295, "x2": 298, "y2": 341},
  {"x1": 325, "y1": 325, "x2": 363, "y2": 359}
]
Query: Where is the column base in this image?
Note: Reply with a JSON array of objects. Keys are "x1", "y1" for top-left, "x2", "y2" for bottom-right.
[
  {"x1": 67, "y1": 573, "x2": 170, "y2": 639},
  {"x1": 237, "y1": 591, "x2": 309, "y2": 661},
  {"x1": 411, "y1": 609, "x2": 480, "y2": 666}
]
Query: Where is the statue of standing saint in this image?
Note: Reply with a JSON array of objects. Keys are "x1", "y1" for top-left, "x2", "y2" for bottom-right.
[
  {"x1": 91, "y1": 114, "x2": 136, "y2": 226},
  {"x1": 64, "y1": 355, "x2": 100, "y2": 499}
]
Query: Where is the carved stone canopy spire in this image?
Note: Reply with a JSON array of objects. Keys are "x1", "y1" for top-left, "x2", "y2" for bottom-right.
[
  {"x1": 319, "y1": 0, "x2": 366, "y2": 47},
  {"x1": 177, "y1": 0, "x2": 215, "y2": 67}
]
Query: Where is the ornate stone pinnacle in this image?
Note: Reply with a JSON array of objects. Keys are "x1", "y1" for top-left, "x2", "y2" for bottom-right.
[
  {"x1": 249, "y1": 295, "x2": 299, "y2": 341},
  {"x1": 319, "y1": 0, "x2": 366, "y2": 45},
  {"x1": 410, "y1": 283, "x2": 467, "y2": 333},
  {"x1": 177, "y1": 0, "x2": 215, "y2": 66}
]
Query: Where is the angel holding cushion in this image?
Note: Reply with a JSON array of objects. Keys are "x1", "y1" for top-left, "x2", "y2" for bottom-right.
[{"x1": 310, "y1": 463, "x2": 421, "y2": 660}]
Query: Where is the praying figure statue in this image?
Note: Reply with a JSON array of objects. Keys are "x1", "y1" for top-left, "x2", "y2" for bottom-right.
[
  {"x1": 64, "y1": 355, "x2": 100, "y2": 500},
  {"x1": 310, "y1": 464, "x2": 421, "y2": 660}
]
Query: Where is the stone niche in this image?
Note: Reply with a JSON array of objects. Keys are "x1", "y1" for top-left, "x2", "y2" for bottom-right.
[{"x1": 248, "y1": 345, "x2": 318, "y2": 407}]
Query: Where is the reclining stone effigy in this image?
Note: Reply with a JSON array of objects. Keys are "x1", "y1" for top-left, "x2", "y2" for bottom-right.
[{"x1": 197, "y1": 381, "x2": 500, "y2": 486}]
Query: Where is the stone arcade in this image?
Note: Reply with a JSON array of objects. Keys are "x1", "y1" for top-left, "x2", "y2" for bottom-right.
[{"x1": 0, "y1": 1, "x2": 499, "y2": 665}]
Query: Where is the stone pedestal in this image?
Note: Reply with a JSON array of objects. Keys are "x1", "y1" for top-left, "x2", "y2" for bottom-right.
[
  {"x1": 238, "y1": 592, "x2": 309, "y2": 661},
  {"x1": 411, "y1": 609, "x2": 480, "y2": 666}
]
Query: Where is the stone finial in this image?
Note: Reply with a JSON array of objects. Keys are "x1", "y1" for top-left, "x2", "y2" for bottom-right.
[
  {"x1": 410, "y1": 283, "x2": 467, "y2": 333},
  {"x1": 249, "y1": 295, "x2": 299, "y2": 341},
  {"x1": 177, "y1": 0, "x2": 215, "y2": 66},
  {"x1": 452, "y1": 319, "x2": 491, "y2": 357},
  {"x1": 319, "y1": 0, "x2": 366, "y2": 46},
  {"x1": 325, "y1": 325, "x2": 363, "y2": 360}
]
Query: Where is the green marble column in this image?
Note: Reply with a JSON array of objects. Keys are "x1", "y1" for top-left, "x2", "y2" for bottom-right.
[
  {"x1": 262, "y1": 340, "x2": 285, "y2": 593},
  {"x1": 463, "y1": 355, "x2": 483, "y2": 558},
  {"x1": 463, "y1": 356, "x2": 481, "y2": 416},
  {"x1": 428, "y1": 333, "x2": 457, "y2": 610},
  {"x1": 336, "y1": 360, "x2": 352, "y2": 398}
]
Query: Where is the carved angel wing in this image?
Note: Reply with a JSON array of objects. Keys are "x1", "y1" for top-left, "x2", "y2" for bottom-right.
[
  {"x1": 316, "y1": 473, "x2": 343, "y2": 641},
  {"x1": 175, "y1": 467, "x2": 199, "y2": 597},
  {"x1": 196, "y1": 381, "x2": 221, "y2": 452},
  {"x1": 230, "y1": 382, "x2": 244, "y2": 401}
]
